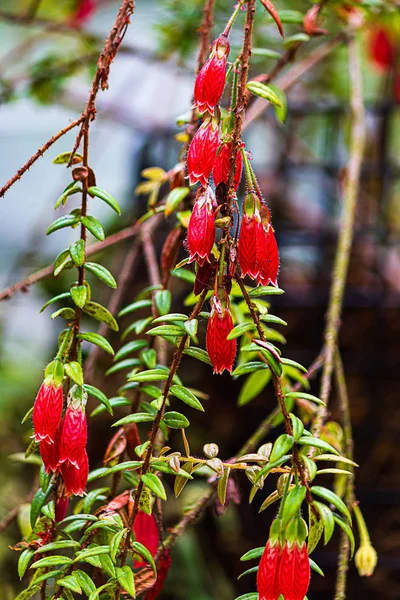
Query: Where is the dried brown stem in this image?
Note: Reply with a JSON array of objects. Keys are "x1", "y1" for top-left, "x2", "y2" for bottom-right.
[
  {"x1": 312, "y1": 34, "x2": 366, "y2": 437},
  {"x1": 0, "y1": 116, "x2": 84, "y2": 198}
]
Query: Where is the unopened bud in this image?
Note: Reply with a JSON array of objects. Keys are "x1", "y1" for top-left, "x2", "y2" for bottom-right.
[
  {"x1": 169, "y1": 455, "x2": 181, "y2": 473},
  {"x1": 215, "y1": 216, "x2": 231, "y2": 229},
  {"x1": 203, "y1": 443, "x2": 219, "y2": 458},
  {"x1": 355, "y1": 542, "x2": 378, "y2": 577},
  {"x1": 207, "y1": 457, "x2": 224, "y2": 476}
]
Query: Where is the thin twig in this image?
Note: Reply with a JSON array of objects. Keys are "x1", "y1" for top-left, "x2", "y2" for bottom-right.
[
  {"x1": 334, "y1": 350, "x2": 355, "y2": 600},
  {"x1": 0, "y1": 116, "x2": 84, "y2": 198},
  {"x1": 312, "y1": 33, "x2": 366, "y2": 437}
]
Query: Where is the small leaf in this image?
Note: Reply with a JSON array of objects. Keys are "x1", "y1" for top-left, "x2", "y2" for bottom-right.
[
  {"x1": 57, "y1": 575, "x2": 82, "y2": 594},
  {"x1": 183, "y1": 346, "x2": 212, "y2": 365},
  {"x1": 281, "y1": 485, "x2": 307, "y2": 524},
  {"x1": 88, "y1": 186, "x2": 121, "y2": 215},
  {"x1": 227, "y1": 322, "x2": 256, "y2": 340},
  {"x1": 69, "y1": 239, "x2": 85, "y2": 266},
  {"x1": 53, "y1": 249, "x2": 73, "y2": 276},
  {"x1": 308, "y1": 503, "x2": 324, "y2": 553},
  {"x1": 165, "y1": 187, "x2": 189, "y2": 215},
  {"x1": 218, "y1": 466, "x2": 231, "y2": 506},
  {"x1": 152, "y1": 313, "x2": 188, "y2": 324},
  {"x1": 81, "y1": 216, "x2": 105, "y2": 241},
  {"x1": 46, "y1": 214, "x2": 80, "y2": 235},
  {"x1": 30, "y1": 487, "x2": 52, "y2": 528},
  {"x1": 101, "y1": 461, "x2": 142, "y2": 477},
  {"x1": 85, "y1": 262, "x2": 117, "y2": 289},
  {"x1": 238, "y1": 370, "x2": 271, "y2": 406},
  {"x1": 114, "y1": 339, "x2": 148, "y2": 361},
  {"x1": 141, "y1": 473, "x2": 167, "y2": 501},
  {"x1": 298, "y1": 436, "x2": 340, "y2": 456},
  {"x1": 290, "y1": 413, "x2": 304, "y2": 441},
  {"x1": 110, "y1": 529, "x2": 127, "y2": 562},
  {"x1": 281, "y1": 358, "x2": 307, "y2": 373},
  {"x1": 183, "y1": 318, "x2": 198, "y2": 338},
  {"x1": 37, "y1": 540, "x2": 80, "y2": 554},
  {"x1": 141, "y1": 348, "x2": 157, "y2": 369},
  {"x1": 174, "y1": 462, "x2": 193, "y2": 498},
  {"x1": 71, "y1": 285, "x2": 88, "y2": 308},
  {"x1": 237, "y1": 565, "x2": 259, "y2": 580},
  {"x1": 65, "y1": 361, "x2": 84, "y2": 386},
  {"x1": 82, "y1": 301, "x2": 119, "y2": 331},
  {"x1": 314, "y1": 454, "x2": 358, "y2": 467},
  {"x1": 106, "y1": 358, "x2": 140, "y2": 376},
  {"x1": 146, "y1": 324, "x2": 184, "y2": 337},
  {"x1": 170, "y1": 385, "x2": 204, "y2": 411},
  {"x1": 78, "y1": 332, "x2": 114, "y2": 356},
  {"x1": 128, "y1": 369, "x2": 169, "y2": 383},
  {"x1": 74, "y1": 546, "x2": 111, "y2": 562},
  {"x1": 40, "y1": 292, "x2": 71, "y2": 313},
  {"x1": 84, "y1": 384, "x2": 113, "y2": 415},
  {"x1": 132, "y1": 541, "x2": 157, "y2": 575},
  {"x1": 240, "y1": 547, "x2": 264, "y2": 561},
  {"x1": 314, "y1": 501, "x2": 335, "y2": 545},
  {"x1": 163, "y1": 411, "x2": 190, "y2": 429},
  {"x1": 285, "y1": 391, "x2": 325, "y2": 406},
  {"x1": 141, "y1": 167, "x2": 167, "y2": 180},
  {"x1": 248, "y1": 287, "x2": 284, "y2": 297},
  {"x1": 116, "y1": 566, "x2": 135, "y2": 595},
  {"x1": 333, "y1": 514, "x2": 355, "y2": 557},
  {"x1": 234, "y1": 594, "x2": 259, "y2": 600},
  {"x1": 51, "y1": 307, "x2": 76, "y2": 320},
  {"x1": 112, "y1": 413, "x2": 155, "y2": 427},
  {"x1": 255, "y1": 455, "x2": 291, "y2": 483},
  {"x1": 311, "y1": 486, "x2": 352, "y2": 523},
  {"x1": 53, "y1": 151, "x2": 83, "y2": 165},
  {"x1": 155, "y1": 289, "x2": 172, "y2": 316},
  {"x1": 73, "y1": 571, "x2": 96, "y2": 596},
  {"x1": 118, "y1": 299, "x2": 152, "y2": 317},
  {"x1": 232, "y1": 361, "x2": 269, "y2": 378},
  {"x1": 269, "y1": 434, "x2": 294, "y2": 463},
  {"x1": 31, "y1": 555, "x2": 73, "y2": 569},
  {"x1": 310, "y1": 558, "x2": 325, "y2": 577},
  {"x1": 18, "y1": 548, "x2": 35, "y2": 579},
  {"x1": 283, "y1": 32, "x2": 310, "y2": 47}
]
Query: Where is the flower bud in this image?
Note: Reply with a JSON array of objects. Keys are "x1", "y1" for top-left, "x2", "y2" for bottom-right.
[
  {"x1": 206, "y1": 295, "x2": 236, "y2": 374},
  {"x1": 355, "y1": 542, "x2": 378, "y2": 577},
  {"x1": 238, "y1": 210, "x2": 268, "y2": 281},
  {"x1": 212, "y1": 141, "x2": 243, "y2": 191},
  {"x1": 133, "y1": 511, "x2": 159, "y2": 568},
  {"x1": 58, "y1": 399, "x2": 87, "y2": 469},
  {"x1": 187, "y1": 118, "x2": 219, "y2": 187},
  {"x1": 194, "y1": 35, "x2": 230, "y2": 116},
  {"x1": 60, "y1": 449, "x2": 88, "y2": 497},
  {"x1": 278, "y1": 541, "x2": 310, "y2": 600},
  {"x1": 257, "y1": 539, "x2": 281, "y2": 600},
  {"x1": 187, "y1": 186, "x2": 216, "y2": 266},
  {"x1": 258, "y1": 225, "x2": 279, "y2": 287},
  {"x1": 203, "y1": 443, "x2": 219, "y2": 458},
  {"x1": 33, "y1": 380, "x2": 63, "y2": 444}
]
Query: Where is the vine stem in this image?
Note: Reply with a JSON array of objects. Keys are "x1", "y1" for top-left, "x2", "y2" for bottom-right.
[
  {"x1": 118, "y1": 289, "x2": 208, "y2": 568},
  {"x1": 312, "y1": 33, "x2": 366, "y2": 437},
  {"x1": 333, "y1": 349, "x2": 355, "y2": 600}
]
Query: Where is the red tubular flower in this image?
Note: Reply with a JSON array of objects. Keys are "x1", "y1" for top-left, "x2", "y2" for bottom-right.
[
  {"x1": 278, "y1": 542, "x2": 310, "y2": 600},
  {"x1": 238, "y1": 212, "x2": 268, "y2": 281},
  {"x1": 257, "y1": 540, "x2": 281, "y2": 600},
  {"x1": 144, "y1": 548, "x2": 172, "y2": 600},
  {"x1": 55, "y1": 497, "x2": 69, "y2": 523},
  {"x1": 212, "y1": 141, "x2": 243, "y2": 190},
  {"x1": 33, "y1": 380, "x2": 63, "y2": 444},
  {"x1": 258, "y1": 226, "x2": 279, "y2": 287},
  {"x1": 40, "y1": 425, "x2": 61, "y2": 474},
  {"x1": 187, "y1": 186, "x2": 216, "y2": 266},
  {"x1": 58, "y1": 402, "x2": 87, "y2": 468},
  {"x1": 206, "y1": 296, "x2": 237, "y2": 374},
  {"x1": 194, "y1": 35, "x2": 230, "y2": 115},
  {"x1": 60, "y1": 449, "x2": 88, "y2": 497},
  {"x1": 369, "y1": 27, "x2": 394, "y2": 71},
  {"x1": 187, "y1": 118, "x2": 219, "y2": 187},
  {"x1": 133, "y1": 511, "x2": 159, "y2": 568}
]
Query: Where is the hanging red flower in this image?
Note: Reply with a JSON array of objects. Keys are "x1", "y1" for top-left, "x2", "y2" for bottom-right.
[
  {"x1": 212, "y1": 141, "x2": 243, "y2": 191},
  {"x1": 187, "y1": 186, "x2": 216, "y2": 266},
  {"x1": 187, "y1": 118, "x2": 219, "y2": 187},
  {"x1": 194, "y1": 35, "x2": 230, "y2": 115},
  {"x1": 206, "y1": 295, "x2": 236, "y2": 374},
  {"x1": 33, "y1": 380, "x2": 63, "y2": 444},
  {"x1": 133, "y1": 511, "x2": 159, "y2": 568}
]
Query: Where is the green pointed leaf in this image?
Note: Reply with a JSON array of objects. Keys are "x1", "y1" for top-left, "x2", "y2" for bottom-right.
[
  {"x1": 333, "y1": 514, "x2": 355, "y2": 557},
  {"x1": 51, "y1": 307, "x2": 75, "y2": 320},
  {"x1": 248, "y1": 286, "x2": 284, "y2": 297},
  {"x1": 169, "y1": 384, "x2": 204, "y2": 411},
  {"x1": 259, "y1": 314, "x2": 287, "y2": 326},
  {"x1": 155, "y1": 289, "x2": 172, "y2": 316},
  {"x1": 40, "y1": 292, "x2": 71, "y2": 313},
  {"x1": 281, "y1": 358, "x2": 308, "y2": 373},
  {"x1": 183, "y1": 318, "x2": 198, "y2": 339},
  {"x1": 65, "y1": 361, "x2": 84, "y2": 386},
  {"x1": 255, "y1": 455, "x2": 291, "y2": 483},
  {"x1": 163, "y1": 411, "x2": 190, "y2": 429},
  {"x1": 71, "y1": 285, "x2": 88, "y2": 308},
  {"x1": 311, "y1": 486, "x2": 352, "y2": 523},
  {"x1": 53, "y1": 249, "x2": 74, "y2": 277},
  {"x1": 238, "y1": 370, "x2": 271, "y2": 406},
  {"x1": 308, "y1": 503, "x2": 324, "y2": 553},
  {"x1": 74, "y1": 546, "x2": 111, "y2": 562},
  {"x1": 46, "y1": 214, "x2": 80, "y2": 235},
  {"x1": 232, "y1": 361, "x2": 268, "y2": 378},
  {"x1": 141, "y1": 348, "x2": 157, "y2": 369},
  {"x1": 69, "y1": 239, "x2": 85, "y2": 266},
  {"x1": 290, "y1": 413, "x2": 304, "y2": 441},
  {"x1": 53, "y1": 151, "x2": 83, "y2": 165},
  {"x1": 37, "y1": 540, "x2": 80, "y2": 554},
  {"x1": 81, "y1": 215, "x2": 105, "y2": 241},
  {"x1": 314, "y1": 501, "x2": 335, "y2": 545},
  {"x1": 90, "y1": 396, "x2": 130, "y2": 417},
  {"x1": 112, "y1": 413, "x2": 155, "y2": 427},
  {"x1": 240, "y1": 547, "x2": 264, "y2": 561},
  {"x1": 165, "y1": 186, "x2": 190, "y2": 215},
  {"x1": 110, "y1": 529, "x2": 127, "y2": 562},
  {"x1": 281, "y1": 485, "x2": 307, "y2": 524},
  {"x1": 57, "y1": 575, "x2": 82, "y2": 594},
  {"x1": 142, "y1": 473, "x2": 167, "y2": 500},
  {"x1": 88, "y1": 186, "x2": 121, "y2": 215},
  {"x1": 85, "y1": 262, "x2": 116, "y2": 289},
  {"x1": 316, "y1": 468, "x2": 354, "y2": 477},
  {"x1": 118, "y1": 299, "x2": 152, "y2": 317},
  {"x1": 82, "y1": 301, "x2": 119, "y2": 331},
  {"x1": 128, "y1": 368, "x2": 168, "y2": 383},
  {"x1": 78, "y1": 332, "x2": 114, "y2": 356},
  {"x1": 314, "y1": 454, "x2": 358, "y2": 467},
  {"x1": 73, "y1": 570, "x2": 96, "y2": 596},
  {"x1": 234, "y1": 593, "x2": 259, "y2": 600},
  {"x1": 298, "y1": 436, "x2": 340, "y2": 456},
  {"x1": 152, "y1": 312, "x2": 188, "y2": 323},
  {"x1": 84, "y1": 384, "x2": 113, "y2": 414},
  {"x1": 259, "y1": 490, "x2": 281, "y2": 513},
  {"x1": 31, "y1": 555, "x2": 73, "y2": 569},
  {"x1": 132, "y1": 541, "x2": 157, "y2": 574},
  {"x1": 146, "y1": 324, "x2": 184, "y2": 337},
  {"x1": 237, "y1": 565, "x2": 259, "y2": 580},
  {"x1": 227, "y1": 322, "x2": 256, "y2": 340},
  {"x1": 270, "y1": 434, "x2": 294, "y2": 463},
  {"x1": 183, "y1": 346, "x2": 212, "y2": 365},
  {"x1": 106, "y1": 358, "x2": 140, "y2": 376},
  {"x1": 30, "y1": 486, "x2": 52, "y2": 528},
  {"x1": 172, "y1": 267, "x2": 195, "y2": 283},
  {"x1": 283, "y1": 32, "x2": 310, "y2": 47},
  {"x1": 114, "y1": 339, "x2": 148, "y2": 361},
  {"x1": 116, "y1": 565, "x2": 135, "y2": 595},
  {"x1": 310, "y1": 557, "x2": 325, "y2": 577},
  {"x1": 285, "y1": 391, "x2": 325, "y2": 406},
  {"x1": 18, "y1": 548, "x2": 35, "y2": 579}
]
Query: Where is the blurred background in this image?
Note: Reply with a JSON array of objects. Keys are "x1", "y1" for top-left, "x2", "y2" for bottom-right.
[{"x1": 1, "y1": 0, "x2": 400, "y2": 598}]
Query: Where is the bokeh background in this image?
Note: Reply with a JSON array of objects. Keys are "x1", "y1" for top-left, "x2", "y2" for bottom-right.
[{"x1": 1, "y1": 0, "x2": 400, "y2": 598}]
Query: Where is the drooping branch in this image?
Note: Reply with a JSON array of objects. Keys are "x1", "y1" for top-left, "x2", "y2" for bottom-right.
[{"x1": 313, "y1": 33, "x2": 366, "y2": 436}]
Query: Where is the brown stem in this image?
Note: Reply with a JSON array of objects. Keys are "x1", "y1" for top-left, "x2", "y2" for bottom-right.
[
  {"x1": 312, "y1": 33, "x2": 366, "y2": 437},
  {"x1": 0, "y1": 116, "x2": 84, "y2": 198},
  {"x1": 119, "y1": 289, "x2": 208, "y2": 567}
]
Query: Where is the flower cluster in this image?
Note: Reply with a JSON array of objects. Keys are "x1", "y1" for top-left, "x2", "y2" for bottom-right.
[
  {"x1": 257, "y1": 520, "x2": 310, "y2": 600},
  {"x1": 186, "y1": 32, "x2": 280, "y2": 374},
  {"x1": 33, "y1": 365, "x2": 88, "y2": 500}
]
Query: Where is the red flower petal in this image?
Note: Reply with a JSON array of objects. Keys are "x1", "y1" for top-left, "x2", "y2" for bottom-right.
[
  {"x1": 194, "y1": 35, "x2": 230, "y2": 115},
  {"x1": 187, "y1": 187, "x2": 216, "y2": 265},
  {"x1": 258, "y1": 226, "x2": 279, "y2": 287},
  {"x1": 61, "y1": 450, "x2": 88, "y2": 497},
  {"x1": 212, "y1": 142, "x2": 243, "y2": 190},
  {"x1": 33, "y1": 381, "x2": 63, "y2": 444},
  {"x1": 206, "y1": 300, "x2": 237, "y2": 374},
  {"x1": 278, "y1": 542, "x2": 310, "y2": 600},
  {"x1": 58, "y1": 404, "x2": 87, "y2": 468},
  {"x1": 238, "y1": 214, "x2": 268, "y2": 280},
  {"x1": 187, "y1": 120, "x2": 219, "y2": 187},
  {"x1": 257, "y1": 540, "x2": 281, "y2": 600}
]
